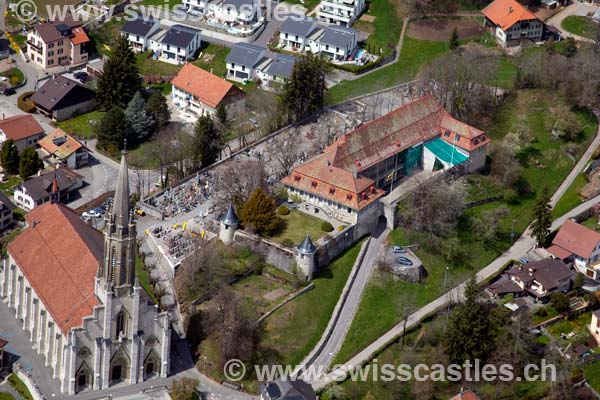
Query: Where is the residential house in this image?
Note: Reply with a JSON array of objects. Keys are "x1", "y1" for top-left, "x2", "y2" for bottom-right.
[
  {"x1": 316, "y1": 0, "x2": 365, "y2": 27},
  {"x1": 504, "y1": 259, "x2": 573, "y2": 299},
  {"x1": 159, "y1": 25, "x2": 202, "y2": 64},
  {"x1": 38, "y1": 128, "x2": 89, "y2": 169},
  {"x1": 225, "y1": 42, "x2": 266, "y2": 82},
  {"x1": 317, "y1": 25, "x2": 357, "y2": 61},
  {"x1": 482, "y1": 0, "x2": 545, "y2": 47},
  {"x1": 183, "y1": 0, "x2": 262, "y2": 27},
  {"x1": 0, "y1": 115, "x2": 45, "y2": 150},
  {"x1": 31, "y1": 75, "x2": 95, "y2": 122},
  {"x1": 589, "y1": 310, "x2": 600, "y2": 345},
  {"x1": 281, "y1": 96, "x2": 490, "y2": 234},
  {"x1": 0, "y1": 191, "x2": 15, "y2": 232},
  {"x1": 13, "y1": 168, "x2": 83, "y2": 211},
  {"x1": 547, "y1": 219, "x2": 600, "y2": 279},
  {"x1": 120, "y1": 17, "x2": 161, "y2": 52},
  {"x1": 279, "y1": 17, "x2": 319, "y2": 52},
  {"x1": 256, "y1": 54, "x2": 296, "y2": 91},
  {"x1": 27, "y1": 17, "x2": 90, "y2": 69},
  {"x1": 171, "y1": 63, "x2": 245, "y2": 118},
  {"x1": 259, "y1": 378, "x2": 317, "y2": 400}
]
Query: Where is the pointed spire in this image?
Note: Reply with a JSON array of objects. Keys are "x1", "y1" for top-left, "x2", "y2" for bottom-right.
[
  {"x1": 112, "y1": 152, "x2": 130, "y2": 227},
  {"x1": 298, "y1": 234, "x2": 316, "y2": 254},
  {"x1": 221, "y1": 203, "x2": 239, "y2": 226}
]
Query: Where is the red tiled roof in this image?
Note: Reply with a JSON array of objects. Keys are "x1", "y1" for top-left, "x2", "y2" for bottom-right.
[
  {"x1": 171, "y1": 63, "x2": 240, "y2": 109},
  {"x1": 482, "y1": 0, "x2": 539, "y2": 31},
  {"x1": 546, "y1": 244, "x2": 572, "y2": 260},
  {"x1": 282, "y1": 96, "x2": 486, "y2": 209},
  {"x1": 450, "y1": 390, "x2": 481, "y2": 400},
  {"x1": 552, "y1": 219, "x2": 600, "y2": 259},
  {"x1": 38, "y1": 128, "x2": 83, "y2": 159},
  {"x1": 0, "y1": 115, "x2": 45, "y2": 141},
  {"x1": 8, "y1": 203, "x2": 102, "y2": 334},
  {"x1": 70, "y1": 27, "x2": 89, "y2": 45}
]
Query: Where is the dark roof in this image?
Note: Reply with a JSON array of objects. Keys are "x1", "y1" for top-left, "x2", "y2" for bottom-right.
[
  {"x1": 161, "y1": 25, "x2": 200, "y2": 48},
  {"x1": 507, "y1": 259, "x2": 573, "y2": 291},
  {"x1": 226, "y1": 43, "x2": 265, "y2": 67},
  {"x1": 298, "y1": 234, "x2": 316, "y2": 254},
  {"x1": 320, "y1": 26, "x2": 356, "y2": 49},
  {"x1": 0, "y1": 191, "x2": 15, "y2": 212},
  {"x1": 0, "y1": 38, "x2": 9, "y2": 59},
  {"x1": 35, "y1": 23, "x2": 65, "y2": 43},
  {"x1": 487, "y1": 276, "x2": 523, "y2": 296},
  {"x1": 280, "y1": 16, "x2": 317, "y2": 37},
  {"x1": 221, "y1": 204, "x2": 239, "y2": 225},
  {"x1": 259, "y1": 379, "x2": 317, "y2": 400},
  {"x1": 266, "y1": 54, "x2": 296, "y2": 78},
  {"x1": 121, "y1": 17, "x2": 157, "y2": 36},
  {"x1": 19, "y1": 168, "x2": 81, "y2": 202},
  {"x1": 31, "y1": 75, "x2": 95, "y2": 112}
]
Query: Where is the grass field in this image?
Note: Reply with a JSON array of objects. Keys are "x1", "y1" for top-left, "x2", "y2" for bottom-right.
[
  {"x1": 585, "y1": 360, "x2": 600, "y2": 394},
  {"x1": 135, "y1": 257, "x2": 157, "y2": 303},
  {"x1": 561, "y1": 15, "x2": 599, "y2": 40},
  {"x1": 192, "y1": 43, "x2": 231, "y2": 78},
  {"x1": 32, "y1": 0, "x2": 78, "y2": 18},
  {"x1": 361, "y1": 0, "x2": 404, "y2": 57},
  {"x1": 268, "y1": 210, "x2": 326, "y2": 245},
  {"x1": 1, "y1": 68, "x2": 25, "y2": 86},
  {"x1": 0, "y1": 393, "x2": 16, "y2": 400},
  {"x1": 552, "y1": 173, "x2": 587, "y2": 218},
  {"x1": 8, "y1": 374, "x2": 32, "y2": 400},
  {"x1": 325, "y1": 37, "x2": 448, "y2": 104},
  {"x1": 57, "y1": 110, "x2": 105, "y2": 139},
  {"x1": 88, "y1": 19, "x2": 125, "y2": 56},
  {"x1": 333, "y1": 90, "x2": 598, "y2": 365},
  {"x1": 260, "y1": 240, "x2": 363, "y2": 366}
]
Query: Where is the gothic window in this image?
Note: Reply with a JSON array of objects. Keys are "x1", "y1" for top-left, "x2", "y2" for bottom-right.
[
  {"x1": 115, "y1": 311, "x2": 127, "y2": 339},
  {"x1": 110, "y1": 246, "x2": 116, "y2": 282}
]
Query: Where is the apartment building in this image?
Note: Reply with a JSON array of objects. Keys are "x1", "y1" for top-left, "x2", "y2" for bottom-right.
[
  {"x1": 27, "y1": 18, "x2": 90, "y2": 69},
  {"x1": 316, "y1": 0, "x2": 365, "y2": 27}
]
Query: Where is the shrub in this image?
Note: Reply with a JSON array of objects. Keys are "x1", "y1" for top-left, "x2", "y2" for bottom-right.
[
  {"x1": 281, "y1": 238, "x2": 294, "y2": 247},
  {"x1": 321, "y1": 222, "x2": 334, "y2": 232},
  {"x1": 277, "y1": 205, "x2": 290, "y2": 215},
  {"x1": 290, "y1": 194, "x2": 302, "y2": 203},
  {"x1": 338, "y1": 225, "x2": 347, "y2": 232},
  {"x1": 17, "y1": 91, "x2": 36, "y2": 113}
]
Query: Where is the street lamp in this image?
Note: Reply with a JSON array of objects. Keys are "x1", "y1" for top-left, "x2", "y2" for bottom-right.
[
  {"x1": 443, "y1": 266, "x2": 450, "y2": 288},
  {"x1": 511, "y1": 219, "x2": 516, "y2": 242}
]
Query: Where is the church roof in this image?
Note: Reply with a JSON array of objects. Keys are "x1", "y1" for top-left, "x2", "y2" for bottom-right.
[
  {"x1": 298, "y1": 234, "x2": 317, "y2": 254},
  {"x1": 8, "y1": 203, "x2": 102, "y2": 333},
  {"x1": 112, "y1": 153, "x2": 131, "y2": 227}
]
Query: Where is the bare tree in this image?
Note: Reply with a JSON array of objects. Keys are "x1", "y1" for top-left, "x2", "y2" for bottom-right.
[
  {"x1": 271, "y1": 131, "x2": 302, "y2": 177},
  {"x1": 174, "y1": 239, "x2": 223, "y2": 305},
  {"x1": 214, "y1": 159, "x2": 267, "y2": 214}
]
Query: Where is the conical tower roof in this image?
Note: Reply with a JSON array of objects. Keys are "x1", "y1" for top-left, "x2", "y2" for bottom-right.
[
  {"x1": 298, "y1": 234, "x2": 317, "y2": 254},
  {"x1": 221, "y1": 203, "x2": 239, "y2": 225}
]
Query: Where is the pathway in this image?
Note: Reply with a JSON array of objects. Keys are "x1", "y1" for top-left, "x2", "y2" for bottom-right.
[
  {"x1": 546, "y1": 2, "x2": 597, "y2": 43},
  {"x1": 312, "y1": 108, "x2": 600, "y2": 390}
]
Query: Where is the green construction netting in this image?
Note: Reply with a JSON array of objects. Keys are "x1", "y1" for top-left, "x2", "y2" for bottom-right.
[
  {"x1": 425, "y1": 138, "x2": 468, "y2": 166},
  {"x1": 403, "y1": 144, "x2": 423, "y2": 176}
]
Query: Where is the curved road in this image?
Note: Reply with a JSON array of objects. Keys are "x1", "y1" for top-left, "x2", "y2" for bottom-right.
[{"x1": 546, "y1": 3, "x2": 597, "y2": 43}]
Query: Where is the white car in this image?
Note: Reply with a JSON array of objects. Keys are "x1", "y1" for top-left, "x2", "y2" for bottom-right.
[{"x1": 88, "y1": 210, "x2": 102, "y2": 218}]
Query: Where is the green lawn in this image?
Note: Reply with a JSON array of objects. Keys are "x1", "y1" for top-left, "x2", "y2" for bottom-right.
[
  {"x1": 135, "y1": 0, "x2": 182, "y2": 8},
  {"x1": 0, "y1": 392, "x2": 16, "y2": 400},
  {"x1": 325, "y1": 38, "x2": 449, "y2": 105},
  {"x1": 0, "y1": 175, "x2": 23, "y2": 194},
  {"x1": 493, "y1": 56, "x2": 518, "y2": 90},
  {"x1": 136, "y1": 257, "x2": 158, "y2": 303},
  {"x1": 333, "y1": 90, "x2": 599, "y2": 365},
  {"x1": 268, "y1": 210, "x2": 327, "y2": 245},
  {"x1": 581, "y1": 216, "x2": 600, "y2": 231},
  {"x1": 8, "y1": 374, "x2": 32, "y2": 400},
  {"x1": 88, "y1": 19, "x2": 125, "y2": 56},
  {"x1": 192, "y1": 43, "x2": 231, "y2": 78},
  {"x1": 362, "y1": 0, "x2": 404, "y2": 57},
  {"x1": 32, "y1": 0, "x2": 78, "y2": 18},
  {"x1": 57, "y1": 110, "x2": 106, "y2": 139},
  {"x1": 136, "y1": 52, "x2": 181, "y2": 76},
  {"x1": 1, "y1": 68, "x2": 25, "y2": 86},
  {"x1": 561, "y1": 16, "x2": 599, "y2": 40},
  {"x1": 584, "y1": 361, "x2": 600, "y2": 393},
  {"x1": 552, "y1": 173, "x2": 587, "y2": 218},
  {"x1": 260, "y1": 240, "x2": 364, "y2": 366}
]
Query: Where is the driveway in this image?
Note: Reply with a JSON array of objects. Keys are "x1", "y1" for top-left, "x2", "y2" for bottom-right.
[{"x1": 546, "y1": 2, "x2": 598, "y2": 43}]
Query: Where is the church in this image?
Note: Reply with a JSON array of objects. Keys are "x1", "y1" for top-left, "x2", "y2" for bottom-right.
[{"x1": 0, "y1": 154, "x2": 171, "y2": 395}]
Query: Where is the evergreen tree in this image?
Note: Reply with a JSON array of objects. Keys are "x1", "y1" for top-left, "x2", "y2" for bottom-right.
[
  {"x1": 146, "y1": 90, "x2": 171, "y2": 130},
  {"x1": 531, "y1": 188, "x2": 552, "y2": 247},
  {"x1": 125, "y1": 92, "x2": 154, "y2": 143},
  {"x1": 19, "y1": 147, "x2": 43, "y2": 179},
  {"x1": 444, "y1": 275, "x2": 499, "y2": 364},
  {"x1": 96, "y1": 36, "x2": 142, "y2": 109},
  {"x1": 193, "y1": 115, "x2": 222, "y2": 168},
  {"x1": 1, "y1": 139, "x2": 19, "y2": 175},
  {"x1": 216, "y1": 102, "x2": 228, "y2": 125},
  {"x1": 241, "y1": 188, "x2": 279, "y2": 235},
  {"x1": 96, "y1": 106, "x2": 128, "y2": 152},
  {"x1": 280, "y1": 54, "x2": 326, "y2": 122},
  {"x1": 449, "y1": 28, "x2": 460, "y2": 50}
]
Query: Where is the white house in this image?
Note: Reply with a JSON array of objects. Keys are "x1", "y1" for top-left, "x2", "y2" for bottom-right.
[
  {"x1": 159, "y1": 25, "x2": 202, "y2": 64},
  {"x1": 256, "y1": 54, "x2": 296, "y2": 91},
  {"x1": 13, "y1": 168, "x2": 83, "y2": 211},
  {"x1": 38, "y1": 128, "x2": 89, "y2": 169},
  {"x1": 120, "y1": 17, "x2": 161, "y2": 52},
  {"x1": 225, "y1": 42, "x2": 266, "y2": 82},
  {"x1": 590, "y1": 311, "x2": 600, "y2": 346},
  {"x1": 314, "y1": 25, "x2": 357, "y2": 61},
  {"x1": 183, "y1": 0, "x2": 262, "y2": 27},
  {"x1": 316, "y1": 0, "x2": 365, "y2": 27},
  {"x1": 482, "y1": 0, "x2": 545, "y2": 48},
  {"x1": 0, "y1": 115, "x2": 45, "y2": 151},
  {"x1": 547, "y1": 219, "x2": 600, "y2": 279},
  {"x1": 279, "y1": 17, "x2": 319, "y2": 52}
]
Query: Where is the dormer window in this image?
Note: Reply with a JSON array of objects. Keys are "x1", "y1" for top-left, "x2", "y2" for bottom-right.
[
  {"x1": 329, "y1": 187, "x2": 335, "y2": 194},
  {"x1": 311, "y1": 180, "x2": 317, "y2": 187}
]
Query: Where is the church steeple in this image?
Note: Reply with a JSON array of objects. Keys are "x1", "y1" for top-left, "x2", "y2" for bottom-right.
[{"x1": 98, "y1": 150, "x2": 137, "y2": 290}]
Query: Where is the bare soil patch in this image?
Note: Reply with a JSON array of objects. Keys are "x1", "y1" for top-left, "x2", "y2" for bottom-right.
[{"x1": 408, "y1": 17, "x2": 485, "y2": 42}]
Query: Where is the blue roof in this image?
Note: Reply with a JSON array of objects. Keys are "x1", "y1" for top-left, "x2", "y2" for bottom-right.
[
  {"x1": 226, "y1": 42, "x2": 265, "y2": 67},
  {"x1": 280, "y1": 16, "x2": 317, "y2": 37},
  {"x1": 298, "y1": 234, "x2": 317, "y2": 254},
  {"x1": 320, "y1": 26, "x2": 356, "y2": 49},
  {"x1": 424, "y1": 138, "x2": 468, "y2": 165},
  {"x1": 266, "y1": 54, "x2": 296, "y2": 78}
]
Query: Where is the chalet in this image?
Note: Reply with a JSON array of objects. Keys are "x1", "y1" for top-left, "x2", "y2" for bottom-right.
[
  {"x1": 482, "y1": 0, "x2": 545, "y2": 47},
  {"x1": 504, "y1": 259, "x2": 573, "y2": 299},
  {"x1": 0, "y1": 115, "x2": 45, "y2": 150},
  {"x1": 547, "y1": 219, "x2": 600, "y2": 279}
]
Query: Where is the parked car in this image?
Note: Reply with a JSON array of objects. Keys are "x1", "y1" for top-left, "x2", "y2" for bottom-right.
[
  {"x1": 519, "y1": 257, "x2": 529, "y2": 264},
  {"x1": 396, "y1": 257, "x2": 413, "y2": 266},
  {"x1": 2, "y1": 87, "x2": 15, "y2": 96},
  {"x1": 393, "y1": 246, "x2": 405, "y2": 253},
  {"x1": 74, "y1": 71, "x2": 88, "y2": 82},
  {"x1": 88, "y1": 210, "x2": 102, "y2": 218}
]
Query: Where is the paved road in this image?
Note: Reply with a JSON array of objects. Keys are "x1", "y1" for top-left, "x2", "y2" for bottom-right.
[
  {"x1": 298, "y1": 229, "x2": 387, "y2": 381},
  {"x1": 546, "y1": 2, "x2": 597, "y2": 43},
  {"x1": 312, "y1": 108, "x2": 600, "y2": 390}
]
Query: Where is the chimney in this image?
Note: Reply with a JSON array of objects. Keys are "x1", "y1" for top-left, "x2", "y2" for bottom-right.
[{"x1": 509, "y1": 6, "x2": 513, "y2": 13}]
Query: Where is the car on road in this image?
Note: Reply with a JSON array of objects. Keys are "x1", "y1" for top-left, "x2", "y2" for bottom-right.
[
  {"x1": 88, "y1": 210, "x2": 102, "y2": 218},
  {"x1": 2, "y1": 87, "x2": 16, "y2": 96},
  {"x1": 519, "y1": 257, "x2": 529, "y2": 264},
  {"x1": 393, "y1": 246, "x2": 405, "y2": 253},
  {"x1": 73, "y1": 71, "x2": 88, "y2": 82},
  {"x1": 396, "y1": 257, "x2": 413, "y2": 266}
]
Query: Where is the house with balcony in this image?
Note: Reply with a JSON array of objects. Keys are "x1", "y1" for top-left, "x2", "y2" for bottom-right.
[
  {"x1": 547, "y1": 219, "x2": 600, "y2": 279},
  {"x1": 316, "y1": 25, "x2": 357, "y2": 61},
  {"x1": 171, "y1": 63, "x2": 245, "y2": 118},
  {"x1": 38, "y1": 128, "x2": 89, "y2": 169},
  {"x1": 183, "y1": 0, "x2": 262, "y2": 28},
  {"x1": 256, "y1": 54, "x2": 296, "y2": 91},
  {"x1": 482, "y1": 0, "x2": 545, "y2": 48},
  {"x1": 27, "y1": 17, "x2": 90, "y2": 70},
  {"x1": 0, "y1": 192, "x2": 15, "y2": 233},
  {"x1": 159, "y1": 25, "x2": 202, "y2": 64},
  {"x1": 225, "y1": 42, "x2": 267, "y2": 82},
  {"x1": 316, "y1": 0, "x2": 365, "y2": 27},
  {"x1": 504, "y1": 259, "x2": 573, "y2": 300},
  {"x1": 279, "y1": 17, "x2": 319, "y2": 52},
  {"x1": 120, "y1": 17, "x2": 161, "y2": 52}
]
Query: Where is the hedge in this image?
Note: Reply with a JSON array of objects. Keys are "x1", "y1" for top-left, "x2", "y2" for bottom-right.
[
  {"x1": 17, "y1": 91, "x2": 36, "y2": 113},
  {"x1": 321, "y1": 222, "x2": 334, "y2": 232},
  {"x1": 277, "y1": 205, "x2": 290, "y2": 215}
]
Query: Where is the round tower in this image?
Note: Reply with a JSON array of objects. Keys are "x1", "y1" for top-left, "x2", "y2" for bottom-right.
[
  {"x1": 296, "y1": 234, "x2": 317, "y2": 281},
  {"x1": 219, "y1": 204, "x2": 239, "y2": 245}
]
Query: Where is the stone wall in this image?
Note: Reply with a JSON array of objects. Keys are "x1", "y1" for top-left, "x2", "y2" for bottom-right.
[{"x1": 233, "y1": 231, "x2": 296, "y2": 274}]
